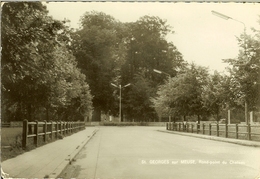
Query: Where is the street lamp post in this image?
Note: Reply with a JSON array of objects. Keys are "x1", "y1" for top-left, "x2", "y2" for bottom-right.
[
  {"x1": 111, "y1": 83, "x2": 131, "y2": 122},
  {"x1": 212, "y1": 10, "x2": 248, "y2": 124}
]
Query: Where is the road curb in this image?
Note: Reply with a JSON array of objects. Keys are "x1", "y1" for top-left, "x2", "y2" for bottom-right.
[
  {"x1": 48, "y1": 128, "x2": 99, "y2": 178},
  {"x1": 158, "y1": 130, "x2": 260, "y2": 147}
]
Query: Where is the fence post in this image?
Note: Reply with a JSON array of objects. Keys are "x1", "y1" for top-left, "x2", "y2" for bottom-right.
[
  {"x1": 191, "y1": 124, "x2": 193, "y2": 133},
  {"x1": 248, "y1": 124, "x2": 251, "y2": 140},
  {"x1": 61, "y1": 121, "x2": 63, "y2": 135},
  {"x1": 68, "y1": 122, "x2": 71, "y2": 133},
  {"x1": 50, "y1": 121, "x2": 53, "y2": 140},
  {"x1": 44, "y1": 120, "x2": 47, "y2": 142},
  {"x1": 63, "y1": 121, "x2": 65, "y2": 134},
  {"x1": 202, "y1": 123, "x2": 205, "y2": 134},
  {"x1": 34, "y1": 121, "x2": 39, "y2": 147},
  {"x1": 197, "y1": 123, "x2": 199, "y2": 134},
  {"x1": 225, "y1": 123, "x2": 228, "y2": 138},
  {"x1": 65, "y1": 122, "x2": 67, "y2": 134},
  {"x1": 22, "y1": 120, "x2": 28, "y2": 149},
  {"x1": 236, "y1": 124, "x2": 238, "y2": 139},
  {"x1": 55, "y1": 122, "x2": 58, "y2": 139},
  {"x1": 187, "y1": 123, "x2": 189, "y2": 132},
  {"x1": 166, "y1": 123, "x2": 169, "y2": 130},
  {"x1": 59, "y1": 121, "x2": 62, "y2": 135},
  {"x1": 64, "y1": 122, "x2": 66, "y2": 134},
  {"x1": 216, "y1": 123, "x2": 219, "y2": 137}
]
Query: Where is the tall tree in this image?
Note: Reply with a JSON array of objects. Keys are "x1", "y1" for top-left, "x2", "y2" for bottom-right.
[
  {"x1": 71, "y1": 11, "x2": 126, "y2": 121},
  {"x1": 153, "y1": 63, "x2": 209, "y2": 123},
  {"x1": 121, "y1": 16, "x2": 183, "y2": 85},
  {"x1": 124, "y1": 72, "x2": 156, "y2": 122},
  {"x1": 120, "y1": 16, "x2": 184, "y2": 121},
  {"x1": 223, "y1": 20, "x2": 260, "y2": 114},
  {"x1": 202, "y1": 71, "x2": 226, "y2": 121},
  {"x1": 1, "y1": 2, "x2": 93, "y2": 122}
]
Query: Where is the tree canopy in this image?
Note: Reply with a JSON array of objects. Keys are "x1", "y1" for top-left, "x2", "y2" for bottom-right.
[
  {"x1": 1, "y1": 2, "x2": 93, "y2": 122},
  {"x1": 2, "y1": 2, "x2": 259, "y2": 124}
]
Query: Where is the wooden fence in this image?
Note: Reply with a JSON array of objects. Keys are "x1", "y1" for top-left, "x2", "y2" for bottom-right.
[
  {"x1": 22, "y1": 120, "x2": 85, "y2": 148},
  {"x1": 166, "y1": 122, "x2": 260, "y2": 141},
  {"x1": 1, "y1": 122, "x2": 11, "y2": 127}
]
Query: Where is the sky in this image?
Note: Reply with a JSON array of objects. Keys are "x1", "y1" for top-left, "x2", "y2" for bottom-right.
[{"x1": 46, "y1": 2, "x2": 260, "y2": 72}]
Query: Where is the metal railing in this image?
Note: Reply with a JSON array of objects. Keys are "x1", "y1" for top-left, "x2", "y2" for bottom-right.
[
  {"x1": 166, "y1": 122, "x2": 260, "y2": 141},
  {"x1": 22, "y1": 120, "x2": 85, "y2": 148}
]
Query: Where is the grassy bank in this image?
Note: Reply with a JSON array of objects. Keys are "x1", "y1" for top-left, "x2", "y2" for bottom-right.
[{"x1": 1, "y1": 127, "x2": 24, "y2": 161}]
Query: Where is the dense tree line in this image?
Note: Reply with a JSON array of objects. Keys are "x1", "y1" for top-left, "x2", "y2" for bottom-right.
[
  {"x1": 2, "y1": 2, "x2": 259, "y2": 123},
  {"x1": 72, "y1": 12, "x2": 184, "y2": 121},
  {"x1": 152, "y1": 19, "x2": 260, "y2": 123},
  {"x1": 1, "y1": 2, "x2": 93, "y2": 122}
]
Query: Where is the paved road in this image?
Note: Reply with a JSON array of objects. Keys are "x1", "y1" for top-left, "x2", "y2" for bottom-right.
[{"x1": 58, "y1": 127, "x2": 260, "y2": 179}]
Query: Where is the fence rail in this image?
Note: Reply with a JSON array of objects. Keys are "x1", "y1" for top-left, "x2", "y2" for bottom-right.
[
  {"x1": 22, "y1": 120, "x2": 85, "y2": 148},
  {"x1": 1, "y1": 122, "x2": 11, "y2": 127},
  {"x1": 166, "y1": 122, "x2": 260, "y2": 141}
]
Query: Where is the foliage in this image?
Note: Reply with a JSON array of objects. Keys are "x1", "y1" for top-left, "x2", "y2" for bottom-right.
[
  {"x1": 124, "y1": 72, "x2": 156, "y2": 122},
  {"x1": 223, "y1": 26, "x2": 260, "y2": 112},
  {"x1": 119, "y1": 16, "x2": 184, "y2": 121},
  {"x1": 152, "y1": 63, "x2": 209, "y2": 122},
  {"x1": 152, "y1": 18, "x2": 260, "y2": 123},
  {"x1": 1, "y1": 2, "x2": 92, "y2": 122},
  {"x1": 121, "y1": 16, "x2": 183, "y2": 85},
  {"x1": 72, "y1": 13, "x2": 184, "y2": 121},
  {"x1": 71, "y1": 11, "x2": 126, "y2": 120},
  {"x1": 202, "y1": 71, "x2": 226, "y2": 120}
]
